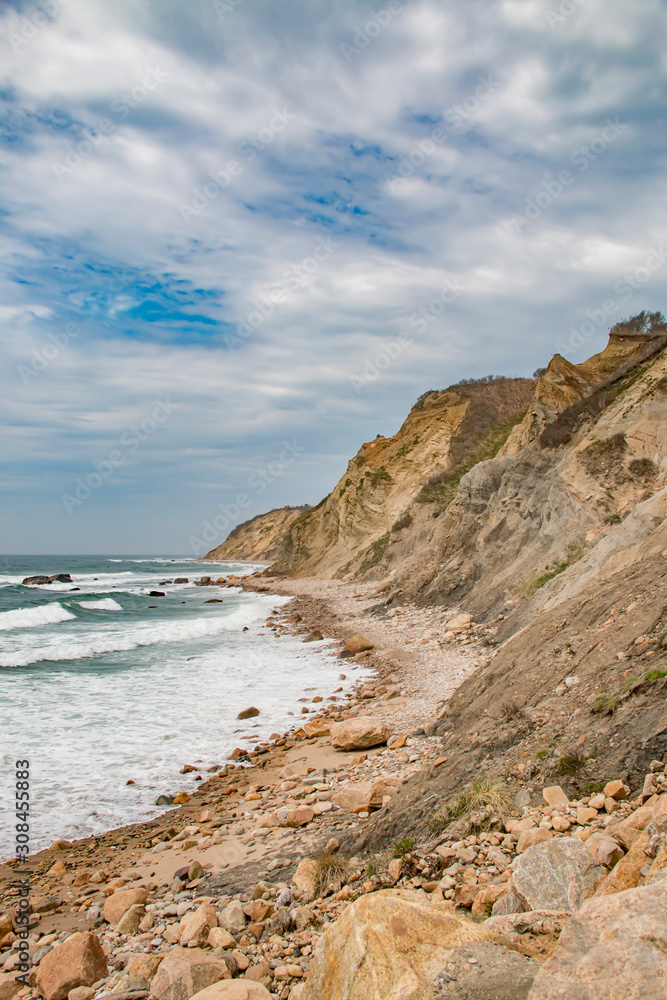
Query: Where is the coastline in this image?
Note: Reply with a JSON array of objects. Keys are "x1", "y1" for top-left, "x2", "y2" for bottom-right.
[{"x1": 0, "y1": 574, "x2": 487, "y2": 994}]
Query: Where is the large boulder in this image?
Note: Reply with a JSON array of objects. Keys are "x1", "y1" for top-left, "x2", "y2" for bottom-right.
[
  {"x1": 151, "y1": 947, "x2": 231, "y2": 1000},
  {"x1": 510, "y1": 838, "x2": 606, "y2": 913},
  {"x1": 329, "y1": 717, "x2": 392, "y2": 751},
  {"x1": 0, "y1": 974, "x2": 23, "y2": 1000},
  {"x1": 217, "y1": 900, "x2": 246, "y2": 934},
  {"x1": 527, "y1": 880, "x2": 667, "y2": 999},
  {"x1": 436, "y1": 941, "x2": 539, "y2": 999},
  {"x1": 189, "y1": 983, "x2": 272, "y2": 1000},
  {"x1": 179, "y1": 903, "x2": 218, "y2": 946},
  {"x1": 35, "y1": 932, "x2": 107, "y2": 1000},
  {"x1": 103, "y1": 887, "x2": 148, "y2": 926},
  {"x1": 595, "y1": 831, "x2": 651, "y2": 894},
  {"x1": 331, "y1": 781, "x2": 389, "y2": 813},
  {"x1": 302, "y1": 888, "x2": 493, "y2": 1000},
  {"x1": 341, "y1": 634, "x2": 374, "y2": 655}
]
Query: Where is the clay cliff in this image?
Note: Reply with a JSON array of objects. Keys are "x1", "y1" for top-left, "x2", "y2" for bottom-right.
[{"x1": 201, "y1": 506, "x2": 309, "y2": 563}]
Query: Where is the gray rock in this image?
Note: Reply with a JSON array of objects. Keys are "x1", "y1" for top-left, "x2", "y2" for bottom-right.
[
  {"x1": 511, "y1": 837, "x2": 606, "y2": 913},
  {"x1": 527, "y1": 880, "x2": 667, "y2": 999},
  {"x1": 491, "y1": 890, "x2": 524, "y2": 916},
  {"x1": 434, "y1": 941, "x2": 539, "y2": 1000},
  {"x1": 217, "y1": 899, "x2": 246, "y2": 934}
]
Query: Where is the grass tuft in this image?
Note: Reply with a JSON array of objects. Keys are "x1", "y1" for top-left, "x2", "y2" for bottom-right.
[{"x1": 312, "y1": 850, "x2": 350, "y2": 897}]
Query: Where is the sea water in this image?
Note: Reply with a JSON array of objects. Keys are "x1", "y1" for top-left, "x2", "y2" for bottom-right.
[{"x1": 0, "y1": 555, "x2": 365, "y2": 858}]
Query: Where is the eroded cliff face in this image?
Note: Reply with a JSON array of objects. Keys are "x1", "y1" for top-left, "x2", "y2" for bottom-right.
[
  {"x1": 201, "y1": 506, "x2": 309, "y2": 563},
  {"x1": 270, "y1": 378, "x2": 535, "y2": 579}
]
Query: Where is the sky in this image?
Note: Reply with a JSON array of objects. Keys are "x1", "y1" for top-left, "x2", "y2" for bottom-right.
[{"x1": 1, "y1": 0, "x2": 667, "y2": 555}]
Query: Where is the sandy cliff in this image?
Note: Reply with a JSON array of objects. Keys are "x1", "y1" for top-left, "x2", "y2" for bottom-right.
[{"x1": 202, "y1": 506, "x2": 309, "y2": 563}]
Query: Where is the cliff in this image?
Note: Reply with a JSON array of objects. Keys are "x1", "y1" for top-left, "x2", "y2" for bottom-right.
[{"x1": 201, "y1": 506, "x2": 309, "y2": 563}]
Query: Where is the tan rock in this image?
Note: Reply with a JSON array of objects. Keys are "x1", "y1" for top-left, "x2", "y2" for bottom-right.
[
  {"x1": 35, "y1": 932, "x2": 107, "y2": 1000},
  {"x1": 243, "y1": 959, "x2": 271, "y2": 982},
  {"x1": 443, "y1": 613, "x2": 473, "y2": 634},
  {"x1": 542, "y1": 786, "x2": 569, "y2": 808},
  {"x1": 218, "y1": 900, "x2": 246, "y2": 934},
  {"x1": 576, "y1": 807, "x2": 598, "y2": 825},
  {"x1": 237, "y1": 707, "x2": 260, "y2": 720},
  {"x1": 511, "y1": 838, "x2": 606, "y2": 913},
  {"x1": 342, "y1": 634, "x2": 374, "y2": 654},
  {"x1": 243, "y1": 900, "x2": 273, "y2": 923},
  {"x1": 453, "y1": 884, "x2": 479, "y2": 908},
  {"x1": 585, "y1": 832, "x2": 624, "y2": 868},
  {"x1": 595, "y1": 831, "x2": 651, "y2": 895},
  {"x1": 471, "y1": 884, "x2": 508, "y2": 918},
  {"x1": 330, "y1": 716, "x2": 392, "y2": 751},
  {"x1": 285, "y1": 806, "x2": 314, "y2": 828},
  {"x1": 0, "y1": 973, "x2": 23, "y2": 1000},
  {"x1": 551, "y1": 815, "x2": 571, "y2": 832},
  {"x1": 302, "y1": 889, "x2": 493, "y2": 1000},
  {"x1": 606, "y1": 807, "x2": 654, "y2": 850},
  {"x1": 603, "y1": 779, "x2": 629, "y2": 800},
  {"x1": 116, "y1": 903, "x2": 145, "y2": 936},
  {"x1": 332, "y1": 781, "x2": 388, "y2": 813},
  {"x1": 387, "y1": 859, "x2": 403, "y2": 883},
  {"x1": 516, "y1": 829, "x2": 553, "y2": 854},
  {"x1": 67, "y1": 988, "x2": 94, "y2": 1000},
  {"x1": 303, "y1": 719, "x2": 330, "y2": 738},
  {"x1": 188, "y1": 984, "x2": 271, "y2": 1000},
  {"x1": 651, "y1": 793, "x2": 667, "y2": 832},
  {"x1": 0, "y1": 914, "x2": 12, "y2": 939},
  {"x1": 510, "y1": 817, "x2": 536, "y2": 834},
  {"x1": 293, "y1": 858, "x2": 318, "y2": 898},
  {"x1": 103, "y1": 887, "x2": 148, "y2": 926},
  {"x1": 151, "y1": 947, "x2": 231, "y2": 1000},
  {"x1": 208, "y1": 928, "x2": 235, "y2": 950},
  {"x1": 484, "y1": 910, "x2": 569, "y2": 960},
  {"x1": 528, "y1": 880, "x2": 667, "y2": 999},
  {"x1": 588, "y1": 793, "x2": 606, "y2": 809},
  {"x1": 125, "y1": 954, "x2": 164, "y2": 982},
  {"x1": 179, "y1": 903, "x2": 218, "y2": 947}
]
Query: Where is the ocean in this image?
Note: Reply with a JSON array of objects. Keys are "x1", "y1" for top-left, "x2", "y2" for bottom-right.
[{"x1": 0, "y1": 555, "x2": 362, "y2": 859}]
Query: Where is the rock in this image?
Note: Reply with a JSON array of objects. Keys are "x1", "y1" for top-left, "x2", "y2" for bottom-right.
[
  {"x1": 516, "y1": 829, "x2": 553, "y2": 854},
  {"x1": 303, "y1": 719, "x2": 330, "y2": 737},
  {"x1": 527, "y1": 880, "x2": 667, "y2": 999},
  {"x1": 595, "y1": 831, "x2": 651, "y2": 894},
  {"x1": 208, "y1": 928, "x2": 235, "y2": 950},
  {"x1": 187, "y1": 984, "x2": 272, "y2": 1000},
  {"x1": 651, "y1": 793, "x2": 667, "y2": 832},
  {"x1": 603, "y1": 779, "x2": 629, "y2": 800},
  {"x1": 443, "y1": 613, "x2": 473, "y2": 634},
  {"x1": 511, "y1": 838, "x2": 606, "y2": 913},
  {"x1": 293, "y1": 859, "x2": 318, "y2": 898},
  {"x1": 329, "y1": 716, "x2": 392, "y2": 751},
  {"x1": 125, "y1": 954, "x2": 164, "y2": 981},
  {"x1": 35, "y1": 932, "x2": 107, "y2": 1000},
  {"x1": 116, "y1": 903, "x2": 145, "y2": 935},
  {"x1": 341, "y1": 634, "x2": 374, "y2": 654},
  {"x1": 437, "y1": 940, "x2": 539, "y2": 999},
  {"x1": 285, "y1": 806, "x2": 314, "y2": 827},
  {"x1": 0, "y1": 974, "x2": 22, "y2": 1000},
  {"x1": 331, "y1": 781, "x2": 388, "y2": 813},
  {"x1": 243, "y1": 900, "x2": 274, "y2": 923},
  {"x1": 387, "y1": 859, "x2": 403, "y2": 882},
  {"x1": 175, "y1": 578, "x2": 189, "y2": 584},
  {"x1": 67, "y1": 989, "x2": 94, "y2": 1000},
  {"x1": 576, "y1": 807, "x2": 598, "y2": 825},
  {"x1": 151, "y1": 948, "x2": 231, "y2": 1000},
  {"x1": 471, "y1": 884, "x2": 508, "y2": 918},
  {"x1": 180, "y1": 903, "x2": 218, "y2": 947},
  {"x1": 454, "y1": 884, "x2": 479, "y2": 908},
  {"x1": 204, "y1": 599, "x2": 224, "y2": 603},
  {"x1": 484, "y1": 910, "x2": 570, "y2": 961},
  {"x1": 585, "y1": 832, "x2": 624, "y2": 868},
  {"x1": 542, "y1": 786, "x2": 569, "y2": 808},
  {"x1": 189, "y1": 860, "x2": 205, "y2": 881},
  {"x1": 302, "y1": 888, "x2": 493, "y2": 1000},
  {"x1": 23, "y1": 573, "x2": 72, "y2": 585},
  {"x1": 303, "y1": 631, "x2": 323, "y2": 642},
  {"x1": 606, "y1": 807, "x2": 654, "y2": 850},
  {"x1": 0, "y1": 914, "x2": 12, "y2": 938},
  {"x1": 491, "y1": 891, "x2": 524, "y2": 916},
  {"x1": 149, "y1": 590, "x2": 166, "y2": 596},
  {"x1": 103, "y1": 887, "x2": 148, "y2": 926},
  {"x1": 218, "y1": 900, "x2": 246, "y2": 934},
  {"x1": 551, "y1": 815, "x2": 571, "y2": 832},
  {"x1": 156, "y1": 794, "x2": 174, "y2": 806},
  {"x1": 237, "y1": 707, "x2": 260, "y2": 720},
  {"x1": 243, "y1": 960, "x2": 271, "y2": 983}
]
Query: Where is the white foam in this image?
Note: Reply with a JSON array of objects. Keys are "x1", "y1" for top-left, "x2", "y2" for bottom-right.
[
  {"x1": 77, "y1": 598, "x2": 123, "y2": 611},
  {"x1": 0, "y1": 602, "x2": 75, "y2": 631}
]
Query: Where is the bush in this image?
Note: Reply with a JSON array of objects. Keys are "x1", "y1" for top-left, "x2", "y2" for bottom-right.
[
  {"x1": 592, "y1": 692, "x2": 619, "y2": 715},
  {"x1": 629, "y1": 458, "x2": 658, "y2": 479},
  {"x1": 392, "y1": 836, "x2": 415, "y2": 858},
  {"x1": 558, "y1": 751, "x2": 588, "y2": 775}
]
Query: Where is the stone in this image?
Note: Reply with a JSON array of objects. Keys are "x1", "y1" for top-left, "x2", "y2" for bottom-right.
[
  {"x1": 387, "y1": 859, "x2": 403, "y2": 882},
  {"x1": 218, "y1": 900, "x2": 246, "y2": 934},
  {"x1": 302, "y1": 889, "x2": 493, "y2": 1000},
  {"x1": 511, "y1": 837, "x2": 606, "y2": 913},
  {"x1": 180, "y1": 903, "x2": 218, "y2": 947},
  {"x1": 454, "y1": 884, "x2": 479, "y2": 908},
  {"x1": 528, "y1": 880, "x2": 667, "y2": 999},
  {"x1": 116, "y1": 903, "x2": 145, "y2": 935},
  {"x1": 588, "y1": 793, "x2": 606, "y2": 809},
  {"x1": 471, "y1": 884, "x2": 508, "y2": 918},
  {"x1": 208, "y1": 928, "x2": 235, "y2": 950},
  {"x1": 576, "y1": 807, "x2": 598, "y2": 825},
  {"x1": 237, "y1": 707, "x2": 260, "y2": 720},
  {"x1": 329, "y1": 716, "x2": 392, "y2": 751},
  {"x1": 341, "y1": 634, "x2": 374, "y2": 654},
  {"x1": 551, "y1": 815, "x2": 571, "y2": 832},
  {"x1": 187, "y1": 984, "x2": 271, "y2": 1000},
  {"x1": 585, "y1": 831, "x2": 624, "y2": 868},
  {"x1": 0, "y1": 914, "x2": 12, "y2": 938},
  {"x1": 35, "y1": 932, "x2": 107, "y2": 1000},
  {"x1": 67, "y1": 989, "x2": 94, "y2": 1000},
  {"x1": 243, "y1": 900, "x2": 273, "y2": 923},
  {"x1": 303, "y1": 631, "x2": 323, "y2": 642},
  {"x1": 443, "y1": 613, "x2": 473, "y2": 634},
  {"x1": 293, "y1": 859, "x2": 318, "y2": 898},
  {"x1": 439, "y1": 940, "x2": 539, "y2": 999},
  {"x1": 331, "y1": 781, "x2": 389, "y2": 813},
  {"x1": 606, "y1": 807, "x2": 654, "y2": 850},
  {"x1": 516, "y1": 829, "x2": 553, "y2": 854},
  {"x1": 188, "y1": 860, "x2": 205, "y2": 881},
  {"x1": 484, "y1": 910, "x2": 570, "y2": 961},
  {"x1": 103, "y1": 887, "x2": 148, "y2": 926},
  {"x1": 303, "y1": 719, "x2": 330, "y2": 738},
  {"x1": 542, "y1": 786, "x2": 569, "y2": 808},
  {"x1": 651, "y1": 793, "x2": 667, "y2": 832},
  {"x1": 491, "y1": 891, "x2": 524, "y2": 916},
  {"x1": 595, "y1": 831, "x2": 651, "y2": 895},
  {"x1": 151, "y1": 947, "x2": 231, "y2": 1000},
  {"x1": 0, "y1": 974, "x2": 22, "y2": 1000},
  {"x1": 603, "y1": 779, "x2": 629, "y2": 800},
  {"x1": 243, "y1": 960, "x2": 271, "y2": 982},
  {"x1": 285, "y1": 806, "x2": 314, "y2": 827},
  {"x1": 125, "y1": 954, "x2": 164, "y2": 981}
]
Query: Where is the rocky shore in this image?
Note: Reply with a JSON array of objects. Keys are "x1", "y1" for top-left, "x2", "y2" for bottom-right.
[{"x1": 1, "y1": 574, "x2": 666, "y2": 1000}]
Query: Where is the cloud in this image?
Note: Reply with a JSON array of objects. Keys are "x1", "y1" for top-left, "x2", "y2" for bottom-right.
[{"x1": 1, "y1": 0, "x2": 666, "y2": 552}]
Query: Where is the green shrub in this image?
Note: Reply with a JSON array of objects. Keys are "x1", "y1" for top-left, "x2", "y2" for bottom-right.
[
  {"x1": 592, "y1": 692, "x2": 619, "y2": 715},
  {"x1": 644, "y1": 668, "x2": 667, "y2": 682},
  {"x1": 392, "y1": 836, "x2": 415, "y2": 858}
]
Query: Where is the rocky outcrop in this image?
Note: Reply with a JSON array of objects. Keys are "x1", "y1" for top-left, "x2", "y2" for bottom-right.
[
  {"x1": 202, "y1": 507, "x2": 309, "y2": 563},
  {"x1": 35, "y1": 932, "x2": 107, "y2": 1000}
]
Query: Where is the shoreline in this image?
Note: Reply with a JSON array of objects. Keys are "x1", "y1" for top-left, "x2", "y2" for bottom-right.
[{"x1": 0, "y1": 575, "x2": 488, "y2": 995}]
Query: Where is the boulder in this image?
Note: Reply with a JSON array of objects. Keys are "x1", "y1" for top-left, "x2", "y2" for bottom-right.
[
  {"x1": 511, "y1": 838, "x2": 606, "y2": 913},
  {"x1": 116, "y1": 903, "x2": 145, "y2": 935},
  {"x1": 606, "y1": 806, "x2": 654, "y2": 850},
  {"x1": 180, "y1": 903, "x2": 218, "y2": 947},
  {"x1": 303, "y1": 719, "x2": 330, "y2": 737},
  {"x1": 438, "y1": 941, "x2": 539, "y2": 999},
  {"x1": 103, "y1": 887, "x2": 148, "y2": 926},
  {"x1": 189, "y1": 984, "x2": 271, "y2": 999},
  {"x1": 603, "y1": 779, "x2": 629, "y2": 800},
  {"x1": 303, "y1": 630, "x2": 323, "y2": 642},
  {"x1": 341, "y1": 634, "x2": 374, "y2": 654},
  {"x1": 302, "y1": 888, "x2": 493, "y2": 1000},
  {"x1": 22, "y1": 573, "x2": 72, "y2": 585},
  {"x1": 443, "y1": 613, "x2": 473, "y2": 634},
  {"x1": 485, "y1": 910, "x2": 570, "y2": 961},
  {"x1": 125, "y1": 953, "x2": 164, "y2": 982},
  {"x1": 208, "y1": 928, "x2": 235, "y2": 950},
  {"x1": 292, "y1": 859, "x2": 318, "y2": 899},
  {"x1": 585, "y1": 832, "x2": 624, "y2": 868},
  {"x1": 218, "y1": 900, "x2": 246, "y2": 934},
  {"x1": 542, "y1": 786, "x2": 569, "y2": 808},
  {"x1": 236, "y1": 706, "x2": 260, "y2": 719},
  {"x1": 491, "y1": 891, "x2": 525, "y2": 916},
  {"x1": 595, "y1": 831, "x2": 651, "y2": 894},
  {"x1": 527, "y1": 880, "x2": 667, "y2": 999},
  {"x1": 471, "y1": 884, "x2": 508, "y2": 917},
  {"x1": 151, "y1": 947, "x2": 231, "y2": 1000},
  {"x1": 0, "y1": 974, "x2": 23, "y2": 1000},
  {"x1": 35, "y1": 932, "x2": 107, "y2": 1000},
  {"x1": 331, "y1": 781, "x2": 388, "y2": 813},
  {"x1": 516, "y1": 829, "x2": 553, "y2": 854},
  {"x1": 285, "y1": 806, "x2": 314, "y2": 828},
  {"x1": 329, "y1": 716, "x2": 392, "y2": 751},
  {"x1": 174, "y1": 578, "x2": 189, "y2": 584}
]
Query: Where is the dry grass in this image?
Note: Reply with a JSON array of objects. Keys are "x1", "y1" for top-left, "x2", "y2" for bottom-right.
[{"x1": 312, "y1": 850, "x2": 350, "y2": 897}]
